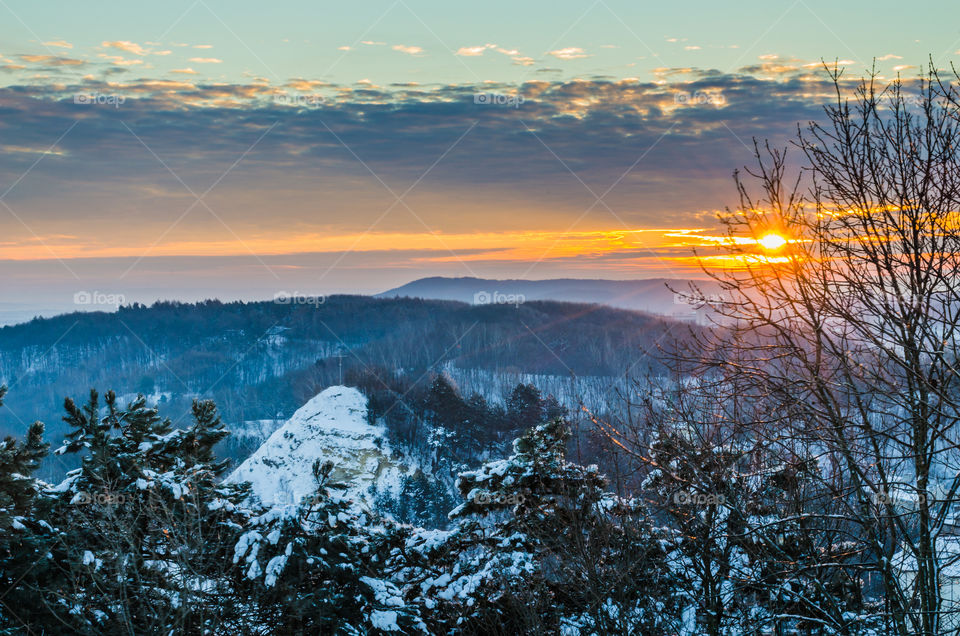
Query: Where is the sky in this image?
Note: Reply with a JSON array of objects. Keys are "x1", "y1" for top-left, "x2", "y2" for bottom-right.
[{"x1": 1, "y1": 0, "x2": 958, "y2": 319}]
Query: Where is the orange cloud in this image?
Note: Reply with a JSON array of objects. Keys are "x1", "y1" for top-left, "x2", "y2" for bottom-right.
[
  {"x1": 20, "y1": 54, "x2": 85, "y2": 66},
  {"x1": 286, "y1": 79, "x2": 329, "y2": 91},
  {"x1": 0, "y1": 229, "x2": 763, "y2": 275},
  {"x1": 392, "y1": 45, "x2": 423, "y2": 56},
  {"x1": 549, "y1": 47, "x2": 589, "y2": 60},
  {"x1": 98, "y1": 54, "x2": 143, "y2": 66},
  {"x1": 102, "y1": 40, "x2": 149, "y2": 56},
  {"x1": 456, "y1": 45, "x2": 489, "y2": 57}
]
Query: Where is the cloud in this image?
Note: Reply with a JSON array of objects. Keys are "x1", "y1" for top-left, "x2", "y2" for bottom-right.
[
  {"x1": 685, "y1": 46, "x2": 701, "y2": 51},
  {"x1": 0, "y1": 66, "x2": 870, "y2": 272},
  {"x1": 548, "y1": 47, "x2": 589, "y2": 60},
  {"x1": 392, "y1": 45, "x2": 423, "y2": 55},
  {"x1": 456, "y1": 44, "x2": 532, "y2": 66},
  {"x1": 42, "y1": 40, "x2": 73, "y2": 49},
  {"x1": 170, "y1": 68, "x2": 198, "y2": 74},
  {"x1": 19, "y1": 54, "x2": 85, "y2": 66},
  {"x1": 194, "y1": 44, "x2": 213, "y2": 49},
  {"x1": 0, "y1": 144, "x2": 67, "y2": 156},
  {"x1": 877, "y1": 54, "x2": 903, "y2": 61},
  {"x1": 102, "y1": 40, "x2": 149, "y2": 56},
  {"x1": 360, "y1": 40, "x2": 385, "y2": 46},
  {"x1": 98, "y1": 54, "x2": 144, "y2": 66},
  {"x1": 456, "y1": 45, "x2": 489, "y2": 57},
  {"x1": 338, "y1": 46, "x2": 351, "y2": 51},
  {"x1": 189, "y1": 57, "x2": 223, "y2": 64},
  {"x1": 287, "y1": 79, "x2": 329, "y2": 90}
]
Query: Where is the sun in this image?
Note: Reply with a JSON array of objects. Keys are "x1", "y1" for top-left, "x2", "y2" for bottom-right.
[{"x1": 757, "y1": 233, "x2": 788, "y2": 251}]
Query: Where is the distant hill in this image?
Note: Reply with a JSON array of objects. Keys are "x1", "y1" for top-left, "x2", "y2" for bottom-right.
[
  {"x1": 377, "y1": 276, "x2": 722, "y2": 321},
  {"x1": 0, "y1": 303, "x2": 71, "y2": 327}
]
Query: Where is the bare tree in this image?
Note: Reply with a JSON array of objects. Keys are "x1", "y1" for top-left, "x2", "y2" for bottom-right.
[
  {"x1": 701, "y1": 63, "x2": 960, "y2": 634},
  {"x1": 600, "y1": 63, "x2": 960, "y2": 634}
]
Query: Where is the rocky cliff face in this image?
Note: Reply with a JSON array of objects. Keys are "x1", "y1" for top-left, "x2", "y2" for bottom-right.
[{"x1": 227, "y1": 386, "x2": 412, "y2": 508}]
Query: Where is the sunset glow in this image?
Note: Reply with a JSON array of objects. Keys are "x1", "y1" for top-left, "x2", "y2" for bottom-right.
[
  {"x1": 0, "y1": 228, "x2": 729, "y2": 266},
  {"x1": 757, "y1": 233, "x2": 788, "y2": 251}
]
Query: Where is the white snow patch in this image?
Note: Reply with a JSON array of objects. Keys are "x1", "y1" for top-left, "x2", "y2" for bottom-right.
[{"x1": 369, "y1": 610, "x2": 401, "y2": 632}]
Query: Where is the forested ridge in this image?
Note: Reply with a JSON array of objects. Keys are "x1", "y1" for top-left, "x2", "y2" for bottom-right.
[{"x1": 0, "y1": 296, "x2": 690, "y2": 479}]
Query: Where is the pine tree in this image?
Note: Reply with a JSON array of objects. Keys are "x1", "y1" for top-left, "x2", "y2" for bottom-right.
[
  {"x1": 411, "y1": 419, "x2": 681, "y2": 634},
  {"x1": 640, "y1": 422, "x2": 862, "y2": 634},
  {"x1": 232, "y1": 459, "x2": 426, "y2": 633},
  {"x1": 0, "y1": 388, "x2": 48, "y2": 529},
  {"x1": 505, "y1": 383, "x2": 545, "y2": 431},
  {"x1": 0, "y1": 386, "x2": 51, "y2": 635},
  {"x1": 37, "y1": 390, "x2": 249, "y2": 634},
  {"x1": 641, "y1": 425, "x2": 750, "y2": 634},
  {"x1": 425, "y1": 375, "x2": 465, "y2": 429},
  {"x1": 382, "y1": 470, "x2": 454, "y2": 528}
]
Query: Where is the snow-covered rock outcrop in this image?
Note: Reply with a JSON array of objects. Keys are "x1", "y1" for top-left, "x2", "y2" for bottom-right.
[{"x1": 227, "y1": 386, "x2": 410, "y2": 508}]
